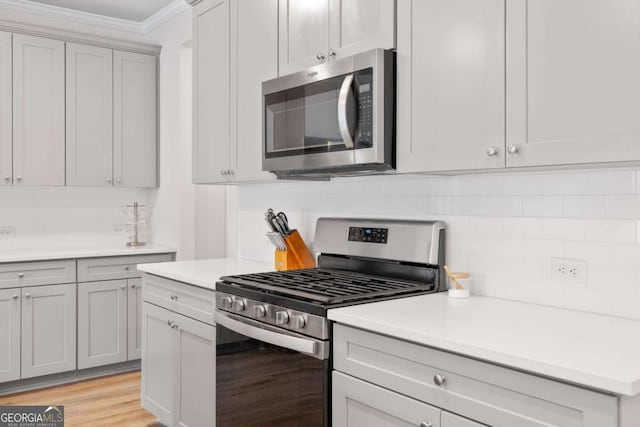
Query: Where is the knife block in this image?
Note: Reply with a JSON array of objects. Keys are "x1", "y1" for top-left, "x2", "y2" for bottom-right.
[{"x1": 274, "y1": 230, "x2": 316, "y2": 271}]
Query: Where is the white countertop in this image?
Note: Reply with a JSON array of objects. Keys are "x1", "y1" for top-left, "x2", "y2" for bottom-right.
[
  {"x1": 328, "y1": 293, "x2": 640, "y2": 396},
  {"x1": 0, "y1": 244, "x2": 176, "y2": 263},
  {"x1": 137, "y1": 258, "x2": 273, "y2": 290}
]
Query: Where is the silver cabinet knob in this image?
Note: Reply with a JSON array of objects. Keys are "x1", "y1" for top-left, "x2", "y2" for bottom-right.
[
  {"x1": 12, "y1": 294, "x2": 18, "y2": 300},
  {"x1": 18, "y1": 273, "x2": 24, "y2": 278},
  {"x1": 220, "y1": 170, "x2": 226, "y2": 176},
  {"x1": 486, "y1": 146, "x2": 498, "y2": 157},
  {"x1": 292, "y1": 315, "x2": 306, "y2": 329},
  {"x1": 316, "y1": 52, "x2": 326, "y2": 61},
  {"x1": 275, "y1": 311, "x2": 290, "y2": 325},
  {"x1": 124, "y1": 266, "x2": 130, "y2": 271},
  {"x1": 229, "y1": 169, "x2": 234, "y2": 175},
  {"x1": 253, "y1": 305, "x2": 267, "y2": 318},
  {"x1": 220, "y1": 296, "x2": 233, "y2": 309},
  {"x1": 106, "y1": 178, "x2": 112, "y2": 183},
  {"x1": 167, "y1": 319, "x2": 173, "y2": 326},
  {"x1": 3, "y1": 176, "x2": 9, "y2": 182},
  {"x1": 420, "y1": 422, "x2": 432, "y2": 427},
  {"x1": 121, "y1": 284, "x2": 126, "y2": 289},
  {"x1": 433, "y1": 374, "x2": 446, "y2": 386},
  {"x1": 115, "y1": 178, "x2": 121, "y2": 184},
  {"x1": 24, "y1": 293, "x2": 31, "y2": 299},
  {"x1": 171, "y1": 322, "x2": 178, "y2": 329},
  {"x1": 232, "y1": 298, "x2": 246, "y2": 312},
  {"x1": 15, "y1": 176, "x2": 22, "y2": 182},
  {"x1": 328, "y1": 48, "x2": 336, "y2": 57},
  {"x1": 131, "y1": 283, "x2": 137, "y2": 289},
  {"x1": 170, "y1": 295, "x2": 179, "y2": 301},
  {"x1": 507, "y1": 144, "x2": 519, "y2": 154}
]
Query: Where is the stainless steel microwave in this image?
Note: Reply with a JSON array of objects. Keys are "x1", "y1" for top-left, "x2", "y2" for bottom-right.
[{"x1": 262, "y1": 49, "x2": 395, "y2": 179}]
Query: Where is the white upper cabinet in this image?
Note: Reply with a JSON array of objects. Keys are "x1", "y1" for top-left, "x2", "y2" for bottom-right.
[
  {"x1": 113, "y1": 51, "x2": 157, "y2": 187},
  {"x1": 13, "y1": 34, "x2": 65, "y2": 186},
  {"x1": 279, "y1": 0, "x2": 330, "y2": 75},
  {"x1": 232, "y1": 0, "x2": 278, "y2": 182},
  {"x1": 396, "y1": 0, "x2": 505, "y2": 173},
  {"x1": 328, "y1": 0, "x2": 395, "y2": 60},
  {"x1": 506, "y1": 0, "x2": 640, "y2": 167},
  {"x1": 66, "y1": 43, "x2": 113, "y2": 187},
  {"x1": 0, "y1": 32, "x2": 11, "y2": 187},
  {"x1": 279, "y1": 0, "x2": 395, "y2": 75},
  {"x1": 193, "y1": 0, "x2": 230, "y2": 184}
]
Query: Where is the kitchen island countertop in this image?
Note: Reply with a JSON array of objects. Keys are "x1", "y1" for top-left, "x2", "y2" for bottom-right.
[
  {"x1": 0, "y1": 244, "x2": 176, "y2": 263},
  {"x1": 328, "y1": 293, "x2": 640, "y2": 396},
  {"x1": 137, "y1": 258, "x2": 273, "y2": 290}
]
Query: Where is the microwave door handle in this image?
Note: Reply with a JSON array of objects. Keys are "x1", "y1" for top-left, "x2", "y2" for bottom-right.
[
  {"x1": 338, "y1": 74, "x2": 355, "y2": 150},
  {"x1": 215, "y1": 310, "x2": 319, "y2": 357}
]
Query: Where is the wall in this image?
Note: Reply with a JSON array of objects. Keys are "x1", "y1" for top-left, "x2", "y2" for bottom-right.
[{"x1": 236, "y1": 168, "x2": 640, "y2": 320}]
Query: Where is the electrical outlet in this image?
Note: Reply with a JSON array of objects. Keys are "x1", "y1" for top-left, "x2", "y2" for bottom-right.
[
  {"x1": 0, "y1": 226, "x2": 16, "y2": 239},
  {"x1": 551, "y1": 257, "x2": 587, "y2": 285}
]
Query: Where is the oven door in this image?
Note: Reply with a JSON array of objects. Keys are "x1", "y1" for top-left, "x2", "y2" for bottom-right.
[{"x1": 215, "y1": 310, "x2": 329, "y2": 427}]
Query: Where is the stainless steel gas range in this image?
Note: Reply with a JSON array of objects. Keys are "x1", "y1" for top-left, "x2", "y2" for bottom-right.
[{"x1": 214, "y1": 218, "x2": 446, "y2": 427}]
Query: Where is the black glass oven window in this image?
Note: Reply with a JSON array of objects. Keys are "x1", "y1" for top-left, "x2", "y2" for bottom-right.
[{"x1": 216, "y1": 325, "x2": 328, "y2": 427}]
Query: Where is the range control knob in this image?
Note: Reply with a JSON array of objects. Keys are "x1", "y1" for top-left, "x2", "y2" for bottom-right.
[
  {"x1": 220, "y1": 296, "x2": 233, "y2": 309},
  {"x1": 253, "y1": 305, "x2": 267, "y2": 318},
  {"x1": 233, "y1": 298, "x2": 246, "y2": 312},
  {"x1": 292, "y1": 315, "x2": 306, "y2": 329},
  {"x1": 275, "y1": 311, "x2": 290, "y2": 325}
]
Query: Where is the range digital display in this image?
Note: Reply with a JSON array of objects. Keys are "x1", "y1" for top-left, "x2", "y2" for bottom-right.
[{"x1": 348, "y1": 227, "x2": 388, "y2": 244}]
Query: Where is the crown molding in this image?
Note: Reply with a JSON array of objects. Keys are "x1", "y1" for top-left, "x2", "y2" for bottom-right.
[
  {"x1": 142, "y1": 0, "x2": 190, "y2": 34},
  {"x1": 0, "y1": 0, "x2": 190, "y2": 35}
]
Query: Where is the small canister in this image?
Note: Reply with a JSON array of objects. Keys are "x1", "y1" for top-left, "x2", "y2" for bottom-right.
[{"x1": 447, "y1": 274, "x2": 471, "y2": 299}]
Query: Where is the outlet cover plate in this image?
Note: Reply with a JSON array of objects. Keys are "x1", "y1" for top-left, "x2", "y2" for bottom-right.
[
  {"x1": 551, "y1": 257, "x2": 587, "y2": 285},
  {"x1": 0, "y1": 226, "x2": 16, "y2": 239}
]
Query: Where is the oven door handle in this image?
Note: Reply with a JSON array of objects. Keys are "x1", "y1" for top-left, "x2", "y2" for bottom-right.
[
  {"x1": 338, "y1": 74, "x2": 356, "y2": 150},
  {"x1": 215, "y1": 310, "x2": 322, "y2": 358}
]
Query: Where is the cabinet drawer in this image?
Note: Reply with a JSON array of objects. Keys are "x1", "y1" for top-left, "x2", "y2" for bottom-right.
[
  {"x1": 77, "y1": 253, "x2": 174, "y2": 282},
  {"x1": 142, "y1": 274, "x2": 215, "y2": 326},
  {"x1": 333, "y1": 324, "x2": 618, "y2": 427},
  {"x1": 0, "y1": 260, "x2": 76, "y2": 289}
]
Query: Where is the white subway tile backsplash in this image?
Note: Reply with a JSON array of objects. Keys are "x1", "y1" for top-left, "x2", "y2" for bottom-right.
[
  {"x1": 542, "y1": 173, "x2": 586, "y2": 195},
  {"x1": 563, "y1": 196, "x2": 609, "y2": 218},
  {"x1": 586, "y1": 171, "x2": 636, "y2": 194},
  {"x1": 522, "y1": 196, "x2": 563, "y2": 217},
  {"x1": 237, "y1": 168, "x2": 640, "y2": 320},
  {"x1": 586, "y1": 219, "x2": 637, "y2": 243},
  {"x1": 542, "y1": 218, "x2": 586, "y2": 241}
]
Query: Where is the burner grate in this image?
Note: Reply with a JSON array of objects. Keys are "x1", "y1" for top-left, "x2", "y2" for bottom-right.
[{"x1": 220, "y1": 268, "x2": 436, "y2": 305}]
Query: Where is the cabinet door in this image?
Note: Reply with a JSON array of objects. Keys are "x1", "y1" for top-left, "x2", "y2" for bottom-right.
[
  {"x1": 0, "y1": 288, "x2": 20, "y2": 383},
  {"x1": 506, "y1": 0, "x2": 640, "y2": 167},
  {"x1": 0, "y1": 32, "x2": 11, "y2": 187},
  {"x1": 396, "y1": 0, "x2": 505, "y2": 173},
  {"x1": 127, "y1": 278, "x2": 142, "y2": 361},
  {"x1": 442, "y1": 412, "x2": 484, "y2": 427},
  {"x1": 141, "y1": 302, "x2": 175, "y2": 426},
  {"x1": 13, "y1": 34, "x2": 65, "y2": 186},
  {"x1": 192, "y1": 0, "x2": 230, "y2": 184},
  {"x1": 21, "y1": 283, "x2": 76, "y2": 379},
  {"x1": 232, "y1": 0, "x2": 277, "y2": 183},
  {"x1": 278, "y1": 0, "x2": 330, "y2": 75},
  {"x1": 333, "y1": 372, "x2": 441, "y2": 427},
  {"x1": 328, "y1": 0, "x2": 395, "y2": 59},
  {"x1": 113, "y1": 51, "x2": 157, "y2": 187},
  {"x1": 173, "y1": 312, "x2": 215, "y2": 427},
  {"x1": 77, "y1": 280, "x2": 127, "y2": 369},
  {"x1": 66, "y1": 43, "x2": 113, "y2": 187}
]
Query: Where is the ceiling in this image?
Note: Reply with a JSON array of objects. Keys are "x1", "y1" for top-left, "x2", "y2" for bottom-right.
[{"x1": 27, "y1": 0, "x2": 175, "y2": 22}]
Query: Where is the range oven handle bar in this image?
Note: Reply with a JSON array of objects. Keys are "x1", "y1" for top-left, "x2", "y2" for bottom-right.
[
  {"x1": 215, "y1": 310, "x2": 326, "y2": 359},
  {"x1": 337, "y1": 74, "x2": 355, "y2": 150}
]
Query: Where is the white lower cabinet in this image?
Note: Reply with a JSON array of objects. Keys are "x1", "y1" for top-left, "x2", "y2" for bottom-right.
[
  {"x1": 0, "y1": 288, "x2": 20, "y2": 382},
  {"x1": 21, "y1": 283, "x2": 76, "y2": 379},
  {"x1": 141, "y1": 274, "x2": 215, "y2": 427},
  {"x1": 333, "y1": 324, "x2": 620, "y2": 427}
]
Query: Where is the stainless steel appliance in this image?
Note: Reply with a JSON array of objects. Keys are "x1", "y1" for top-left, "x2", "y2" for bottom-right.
[
  {"x1": 262, "y1": 49, "x2": 395, "y2": 179},
  {"x1": 215, "y1": 218, "x2": 446, "y2": 427}
]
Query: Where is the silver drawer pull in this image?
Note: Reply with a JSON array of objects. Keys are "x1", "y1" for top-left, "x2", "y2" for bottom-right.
[
  {"x1": 124, "y1": 266, "x2": 130, "y2": 271},
  {"x1": 18, "y1": 273, "x2": 24, "y2": 278},
  {"x1": 170, "y1": 295, "x2": 178, "y2": 301},
  {"x1": 121, "y1": 284, "x2": 126, "y2": 290},
  {"x1": 433, "y1": 374, "x2": 446, "y2": 386},
  {"x1": 24, "y1": 293, "x2": 31, "y2": 299},
  {"x1": 167, "y1": 320, "x2": 178, "y2": 329},
  {"x1": 419, "y1": 422, "x2": 432, "y2": 427},
  {"x1": 131, "y1": 283, "x2": 137, "y2": 289},
  {"x1": 12, "y1": 294, "x2": 18, "y2": 300}
]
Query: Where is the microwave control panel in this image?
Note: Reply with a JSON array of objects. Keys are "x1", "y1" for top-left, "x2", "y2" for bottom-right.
[
  {"x1": 348, "y1": 227, "x2": 388, "y2": 244},
  {"x1": 355, "y1": 68, "x2": 374, "y2": 148}
]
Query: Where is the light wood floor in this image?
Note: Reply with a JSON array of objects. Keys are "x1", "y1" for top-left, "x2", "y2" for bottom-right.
[{"x1": 0, "y1": 371, "x2": 161, "y2": 427}]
